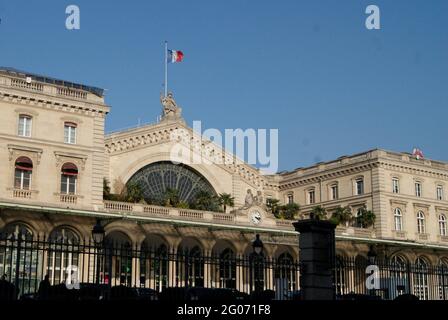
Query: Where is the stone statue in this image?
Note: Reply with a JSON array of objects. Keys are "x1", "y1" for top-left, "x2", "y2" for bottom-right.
[
  {"x1": 244, "y1": 189, "x2": 254, "y2": 208},
  {"x1": 254, "y1": 190, "x2": 263, "y2": 206},
  {"x1": 160, "y1": 92, "x2": 182, "y2": 120}
]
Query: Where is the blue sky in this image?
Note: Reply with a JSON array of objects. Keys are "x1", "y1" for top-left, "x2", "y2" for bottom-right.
[{"x1": 0, "y1": 0, "x2": 447, "y2": 171}]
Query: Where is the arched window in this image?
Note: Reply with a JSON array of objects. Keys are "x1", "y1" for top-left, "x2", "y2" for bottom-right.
[
  {"x1": 394, "y1": 208, "x2": 403, "y2": 231},
  {"x1": 0, "y1": 223, "x2": 38, "y2": 295},
  {"x1": 414, "y1": 257, "x2": 429, "y2": 300},
  {"x1": 14, "y1": 157, "x2": 33, "y2": 190},
  {"x1": 390, "y1": 255, "x2": 408, "y2": 298},
  {"x1": 275, "y1": 252, "x2": 297, "y2": 292},
  {"x1": 47, "y1": 227, "x2": 80, "y2": 285},
  {"x1": 439, "y1": 215, "x2": 447, "y2": 236},
  {"x1": 417, "y1": 211, "x2": 426, "y2": 234},
  {"x1": 140, "y1": 242, "x2": 168, "y2": 292},
  {"x1": 61, "y1": 163, "x2": 78, "y2": 194},
  {"x1": 219, "y1": 248, "x2": 236, "y2": 289},
  {"x1": 105, "y1": 232, "x2": 133, "y2": 286},
  {"x1": 438, "y1": 258, "x2": 448, "y2": 300}
]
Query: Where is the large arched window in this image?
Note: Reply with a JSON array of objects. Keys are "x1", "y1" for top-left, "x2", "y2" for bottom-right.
[
  {"x1": 439, "y1": 215, "x2": 447, "y2": 236},
  {"x1": 414, "y1": 257, "x2": 429, "y2": 300},
  {"x1": 14, "y1": 157, "x2": 33, "y2": 190},
  {"x1": 140, "y1": 239, "x2": 169, "y2": 292},
  {"x1": 176, "y1": 245, "x2": 204, "y2": 288},
  {"x1": 438, "y1": 258, "x2": 448, "y2": 300},
  {"x1": 417, "y1": 211, "x2": 426, "y2": 234},
  {"x1": 0, "y1": 223, "x2": 38, "y2": 296},
  {"x1": 61, "y1": 163, "x2": 78, "y2": 194},
  {"x1": 126, "y1": 161, "x2": 216, "y2": 204},
  {"x1": 105, "y1": 232, "x2": 133, "y2": 286},
  {"x1": 390, "y1": 255, "x2": 408, "y2": 298},
  {"x1": 47, "y1": 227, "x2": 80, "y2": 284},
  {"x1": 218, "y1": 248, "x2": 236, "y2": 289},
  {"x1": 394, "y1": 208, "x2": 403, "y2": 231},
  {"x1": 275, "y1": 252, "x2": 297, "y2": 292}
]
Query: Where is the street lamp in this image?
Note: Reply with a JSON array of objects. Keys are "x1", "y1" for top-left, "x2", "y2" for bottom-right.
[
  {"x1": 92, "y1": 219, "x2": 105, "y2": 285},
  {"x1": 252, "y1": 234, "x2": 263, "y2": 255},
  {"x1": 92, "y1": 219, "x2": 105, "y2": 245}
]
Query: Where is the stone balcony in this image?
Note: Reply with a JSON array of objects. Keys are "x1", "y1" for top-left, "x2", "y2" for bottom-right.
[
  {"x1": 336, "y1": 225, "x2": 376, "y2": 238},
  {"x1": 102, "y1": 200, "x2": 295, "y2": 231}
]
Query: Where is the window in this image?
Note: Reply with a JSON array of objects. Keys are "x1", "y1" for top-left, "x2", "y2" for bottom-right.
[
  {"x1": 417, "y1": 211, "x2": 426, "y2": 234},
  {"x1": 60, "y1": 163, "x2": 78, "y2": 194},
  {"x1": 14, "y1": 157, "x2": 33, "y2": 190},
  {"x1": 439, "y1": 215, "x2": 447, "y2": 236},
  {"x1": 355, "y1": 178, "x2": 364, "y2": 195},
  {"x1": 415, "y1": 182, "x2": 422, "y2": 197},
  {"x1": 394, "y1": 208, "x2": 403, "y2": 231},
  {"x1": 330, "y1": 184, "x2": 338, "y2": 200},
  {"x1": 392, "y1": 178, "x2": 400, "y2": 194},
  {"x1": 437, "y1": 186, "x2": 443, "y2": 201},
  {"x1": 308, "y1": 190, "x2": 315, "y2": 204},
  {"x1": 64, "y1": 122, "x2": 77, "y2": 144},
  {"x1": 18, "y1": 115, "x2": 32, "y2": 137},
  {"x1": 287, "y1": 194, "x2": 294, "y2": 204}
]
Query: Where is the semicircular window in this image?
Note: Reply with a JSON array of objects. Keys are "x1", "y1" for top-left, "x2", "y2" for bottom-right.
[{"x1": 127, "y1": 161, "x2": 216, "y2": 204}]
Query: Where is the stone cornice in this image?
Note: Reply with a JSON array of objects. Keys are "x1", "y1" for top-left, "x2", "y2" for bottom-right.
[
  {"x1": 0, "y1": 87, "x2": 109, "y2": 117},
  {"x1": 378, "y1": 160, "x2": 448, "y2": 180}
]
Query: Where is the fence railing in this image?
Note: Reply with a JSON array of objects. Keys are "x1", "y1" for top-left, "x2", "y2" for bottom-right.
[
  {"x1": 334, "y1": 256, "x2": 448, "y2": 300},
  {"x1": 0, "y1": 233, "x2": 300, "y2": 301}
]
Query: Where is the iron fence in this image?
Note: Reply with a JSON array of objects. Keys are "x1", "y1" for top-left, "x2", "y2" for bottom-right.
[
  {"x1": 0, "y1": 233, "x2": 300, "y2": 301},
  {"x1": 334, "y1": 256, "x2": 448, "y2": 300}
]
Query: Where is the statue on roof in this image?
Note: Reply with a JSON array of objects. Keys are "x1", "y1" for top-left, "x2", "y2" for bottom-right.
[{"x1": 160, "y1": 91, "x2": 182, "y2": 120}]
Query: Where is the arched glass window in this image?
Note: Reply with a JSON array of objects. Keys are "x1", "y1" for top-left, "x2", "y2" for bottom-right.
[
  {"x1": 61, "y1": 163, "x2": 78, "y2": 194},
  {"x1": 414, "y1": 257, "x2": 429, "y2": 300},
  {"x1": 390, "y1": 255, "x2": 408, "y2": 298},
  {"x1": 140, "y1": 242, "x2": 168, "y2": 292},
  {"x1": 439, "y1": 215, "x2": 447, "y2": 236},
  {"x1": 275, "y1": 252, "x2": 297, "y2": 292},
  {"x1": 218, "y1": 248, "x2": 236, "y2": 289},
  {"x1": 438, "y1": 258, "x2": 448, "y2": 300},
  {"x1": 0, "y1": 223, "x2": 38, "y2": 296},
  {"x1": 104, "y1": 232, "x2": 133, "y2": 286},
  {"x1": 14, "y1": 157, "x2": 33, "y2": 190},
  {"x1": 47, "y1": 227, "x2": 80, "y2": 285},
  {"x1": 417, "y1": 211, "x2": 426, "y2": 234},
  {"x1": 394, "y1": 208, "x2": 403, "y2": 231}
]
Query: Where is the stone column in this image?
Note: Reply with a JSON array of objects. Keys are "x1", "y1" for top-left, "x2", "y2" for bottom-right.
[{"x1": 293, "y1": 219, "x2": 336, "y2": 300}]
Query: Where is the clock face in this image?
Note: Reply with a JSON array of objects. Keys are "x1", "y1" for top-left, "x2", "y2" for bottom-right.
[{"x1": 250, "y1": 211, "x2": 262, "y2": 225}]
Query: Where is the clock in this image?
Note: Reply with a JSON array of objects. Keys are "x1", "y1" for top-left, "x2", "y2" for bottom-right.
[{"x1": 250, "y1": 211, "x2": 262, "y2": 225}]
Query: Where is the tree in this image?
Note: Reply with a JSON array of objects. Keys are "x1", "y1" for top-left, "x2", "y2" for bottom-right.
[
  {"x1": 278, "y1": 203, "x2": 300, "y2": 220},
  {"x1": 266, "y1": 198, "x2": 281, "y2": 216},
  {"x1": 122, "y1": 182, "x2": 144, "y2": 203},
  {"x1": 163, "y1": 188, "x2": 180, "y2": 207},
  {"x1": 330, "y1": 206, "x2": 353, "y2": 226},
  {"x1": 191, "y1": 190, "x2": 220, "y2": 212},
  {"x1": 310, "y1": 205, "x2": 327, "y2": 221},
  {"x1": 355, "y1": 206, "x2": 376, "y2": 228},
  {"x1": 218, "y1": 193, "x2": 234, "y2": 213}
]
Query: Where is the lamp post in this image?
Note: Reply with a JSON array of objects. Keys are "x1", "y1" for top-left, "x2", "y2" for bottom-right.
[
  {"x1": 92, "y1": 219, "x2": 105, "y2": 284},
  {"x1": 252, "y1": 234, "x2": 264, "y2": 294},
  {"x1": 367, "y1": 244, "x2": 377, "y2": 296}
]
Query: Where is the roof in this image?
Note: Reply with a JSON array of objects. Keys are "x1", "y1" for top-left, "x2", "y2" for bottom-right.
[{"x1": 0, "y1": 66, "x2": 104, "y2": 97}]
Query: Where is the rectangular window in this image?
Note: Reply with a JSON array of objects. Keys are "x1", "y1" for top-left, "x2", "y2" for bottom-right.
[
  {"x1": 64, "y1": 123, "x2": 77, "y2": 144},
  {"x1": 356, "y1": 179, "x2": 364, "y2": 195},
  {"x1": 287, "y1": 194, "x2": 293, "y2": 204},
  {"x1": 18, "y1": 115, "x2": 32, "y2": 137},
  {"x1": 331, "y1": 185, "x2": 338, "y2": 200},
  {"x1": 14, "y1": 169, "x2": 31, "y2": 190},
  {"x1": 308, "y1": 190, "x2": 315, "y2": 204},
  {"x1": 437, "y1": 186, "x2": 443, "y2": 201},
  {"x1": 392, "y1": 178, "x2": 399, "y2": 194},
  {"x1": 61, "y1": 175, "x2": 77, "y2": 194},
  {"x1": 415, "y1": 182, "x2": 422, "y2": 197}
]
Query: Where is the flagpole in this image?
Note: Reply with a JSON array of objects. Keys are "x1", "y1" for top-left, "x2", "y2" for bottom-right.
[{"x1": 164, "y1": 41, "x2": 168, "y2": 97}]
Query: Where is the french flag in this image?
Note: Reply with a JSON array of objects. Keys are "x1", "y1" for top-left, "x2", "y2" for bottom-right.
[{"x1": 167, "y1": 49, "x2": 184, "y2": 63}]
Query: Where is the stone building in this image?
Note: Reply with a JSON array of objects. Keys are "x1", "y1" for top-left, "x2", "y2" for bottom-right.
[{"x1": 0, "y1": 67, "x2": 447, "y2": 298}]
